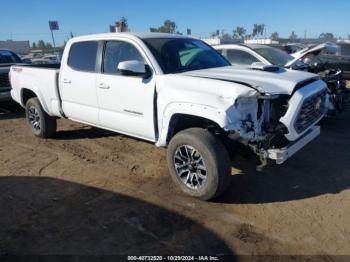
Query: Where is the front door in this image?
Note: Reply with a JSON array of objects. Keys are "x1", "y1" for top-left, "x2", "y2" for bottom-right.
[{"x1": 97, "y1": 40, "x2": 156, "y2": 141}]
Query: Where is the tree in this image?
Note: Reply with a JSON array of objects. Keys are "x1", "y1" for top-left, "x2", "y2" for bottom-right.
[
  {"x1": 37, "y1": 40, "x2": 46, "y2": 50},
  {"x1": 259, "y1": 24, "x2": 265, "y2": 37},
  {"x1": 252, "y1": 24, "x2": 258, "y2": 37},
  {"x1": 34, "y1": 40, "x2": 54, "y2": 51},
  {"x1": 252, "y1": 24, "x2": 265, "y2": 38},
  {"x1": 221, "y1": 33, "x2": 232, "y2": 41},
  {"x1": 45, "y1": 42, "x2": 53, "y2": 50},
  {"x1": 270, "y1": 32, "x2": 279, "y2": 41},
  {"x1": 150, "y1": 19, "x2": 179, "y2": 34},
  {"x1": 319, "y1": 32, "x2": 334, "y2": 40},
  {"x1": 233, "y1": 26, "x2": 246, "y2": 39},
  {"x1": 116, "y1": 16, "x2": 128, "y2": 32},
  {"x1": 289, "y1": 31, "x2": 298, "y2": 42},
  {"x1": 163, "y1": 20, "x2": 177, "y2": 34}
]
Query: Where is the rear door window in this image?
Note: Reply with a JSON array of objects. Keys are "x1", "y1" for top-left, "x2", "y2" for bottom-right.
[{"x1": 68, "y1": 41, "x2": 98, "y2": 72}]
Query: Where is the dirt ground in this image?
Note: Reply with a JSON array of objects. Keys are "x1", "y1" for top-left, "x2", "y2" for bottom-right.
[{"x1": 0, "y1": 101, "x2": 349, "y2": 260}]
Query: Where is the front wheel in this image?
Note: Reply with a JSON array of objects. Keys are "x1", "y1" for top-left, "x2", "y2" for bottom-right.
[
  {"x1": 25, "y1": 97, "x2": 57, "y2": 138},
  {"x1": 167, "y1": 128, "x2": 231, "y2": 200}
]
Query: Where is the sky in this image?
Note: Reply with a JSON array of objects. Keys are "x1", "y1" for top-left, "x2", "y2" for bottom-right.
[{"x1": 1, "y1": 0, "x2": 349, "y2": 46}]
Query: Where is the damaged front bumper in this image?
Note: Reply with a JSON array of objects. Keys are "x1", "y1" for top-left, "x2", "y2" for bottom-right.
[{"x1": 267, "y1": 126, "x2": 320, "y2": 164}]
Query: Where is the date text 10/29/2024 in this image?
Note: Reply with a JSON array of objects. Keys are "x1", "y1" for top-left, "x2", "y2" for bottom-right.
[{"x1": 127, "y1": 256, "x2": 220, "y2": 261}]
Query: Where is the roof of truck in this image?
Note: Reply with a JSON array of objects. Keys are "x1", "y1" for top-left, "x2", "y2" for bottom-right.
[
  {"x1": 215, "y1": 44, "x2": 273, "y2": 50},
  {"x1": 71, "y1": 32, "x2": 193, "y2": 41}
]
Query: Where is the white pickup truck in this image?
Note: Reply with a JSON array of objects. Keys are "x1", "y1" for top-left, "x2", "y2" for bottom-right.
[{"x1": 10, "y1": 33, "x2": 328, "y2": 200}]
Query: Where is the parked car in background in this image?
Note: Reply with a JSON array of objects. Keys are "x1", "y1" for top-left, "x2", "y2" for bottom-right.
[
  {"x1": 21, "y1": 52, "x2": 61, "y2": 65},
  {"x1": 10, "y1": 33, "x2": 328, "y2": 200},
  {"x1": 21, "y1": 51, "x2": 43, "y2": 64},
  {"x1": 282, "y1": 43, "x2": 305, "y2": 54},
  {"x1": 215, "y1": 43, "x2": 303, "y2": 68},
  {"x1": 317, "y1": 54, "x2": 350, "y2": 80},
  {"x1": 290, "y1": 42, "x2": 339, "y2": 57},
  {"x1": 43, "y1": 54, "x2": 59, "y2": 61},
  {"x1": 0, "y1": 49, "x2": 22, "y2": 101},
  {"x1": 215, "y1": 44, "x2": 350, "y2": 113},
  {"x1": 290, "y1": 43, "x2": 350, "y2": 81},
  {"x1": 30, "y1": 58, "x2": 60, "y2": 65}
]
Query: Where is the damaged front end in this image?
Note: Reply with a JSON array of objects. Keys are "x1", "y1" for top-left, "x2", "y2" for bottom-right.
[
  {"x1": 224, "y1": 82, "x2": 328, "y2": 168},
  {"x1": 225, "y1": 94, "x2": 290, "y2": 167}
]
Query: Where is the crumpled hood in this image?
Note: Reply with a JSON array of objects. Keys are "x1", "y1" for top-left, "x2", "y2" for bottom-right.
[{"x1": 180, "y1": 66, "x2": 319, "y2": 95}]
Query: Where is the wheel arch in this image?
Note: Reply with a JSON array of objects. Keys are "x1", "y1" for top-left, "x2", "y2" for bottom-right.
[
  {"x1": 156, "y1": 102, "x2": 229, "y2": 147},
  {"x1": 21, "y1": 88, "x2": 50, "y2": 114}
]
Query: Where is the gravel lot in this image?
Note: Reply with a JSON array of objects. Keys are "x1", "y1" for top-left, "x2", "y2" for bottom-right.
[{"x1": 0, "y1": 101, "x2": 349, "y2": 259}]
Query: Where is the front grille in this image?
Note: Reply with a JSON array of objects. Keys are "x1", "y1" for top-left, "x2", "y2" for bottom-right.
[
  {"x1": 294, "y1": 89, "x2": 327, "y2": 133},
  {"x1": 0, "y1": 73, "x2": 10, "y2": 90}
]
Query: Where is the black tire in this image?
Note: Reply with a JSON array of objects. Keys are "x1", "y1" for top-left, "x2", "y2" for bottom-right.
[
  {"x1": 25, "y1": 97, "x2": 57, "y2": 138},
  {"x1": 167, "y1": 128, "x2": 231, "y2": 200}
]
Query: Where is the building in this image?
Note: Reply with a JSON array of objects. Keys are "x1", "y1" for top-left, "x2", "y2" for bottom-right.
[
  {"x1": 0, "y1": 40, "x2": 30, "y2": 55},
  {"x1": 244, "y1": 38, "x2": 279, "y2": 45},
  {"x1": 201, "y1": 37, "x2": 240, "y2": 46}
]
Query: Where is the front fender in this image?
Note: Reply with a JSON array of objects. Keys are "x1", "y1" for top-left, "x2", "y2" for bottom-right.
[{"x1": 156, "y1": 102, "x2": 229, "y2": 147}]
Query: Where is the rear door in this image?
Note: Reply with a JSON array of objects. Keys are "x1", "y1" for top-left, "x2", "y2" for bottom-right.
[
  {"x1": 96, "y1": 40, "x2": 156, "y2": 141},
  {"x1": 59, "y1": 41, "x2": 100, "y2": 125}
]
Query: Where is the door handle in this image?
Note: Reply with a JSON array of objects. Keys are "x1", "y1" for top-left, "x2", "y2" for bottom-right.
[
  {"x1": 99, "y1": 83, "x2": 110, "y2": 89},
  {"x1": 62, "y1": 79, "x2": 71, "y2": 84}
]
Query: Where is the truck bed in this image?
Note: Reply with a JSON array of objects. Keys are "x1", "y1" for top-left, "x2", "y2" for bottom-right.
[{"x1": 10, "y1": 64, "x2": 63, "y2": 117}]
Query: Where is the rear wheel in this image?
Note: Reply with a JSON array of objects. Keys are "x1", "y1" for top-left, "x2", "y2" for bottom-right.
[
  {"x1": 25, "y1": 97, "x2": 56, "y2": 138},
  {"x1": 167, "y1": 128, "x2": 231, "y2": 200}
]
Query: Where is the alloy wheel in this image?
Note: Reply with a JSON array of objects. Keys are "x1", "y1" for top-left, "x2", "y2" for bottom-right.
[{"x1": 173, "y1": 145, "x2": 207, "y2": 189}]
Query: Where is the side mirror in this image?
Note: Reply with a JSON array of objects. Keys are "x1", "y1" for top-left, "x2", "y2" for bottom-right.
[{"x1": 117, "y1": 60, "x2": 148, "y2": 77}]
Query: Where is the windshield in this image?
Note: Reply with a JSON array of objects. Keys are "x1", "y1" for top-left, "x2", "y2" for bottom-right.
[
  {"x1": 143, "y1": 38, "x2": 230, "y2": 74},
  {"x1": 0, "y1": 50, "x2": 22, "y2": 64},
  {"x1": 252, "y1": 47, "x2": 294, "y2": 67}
]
